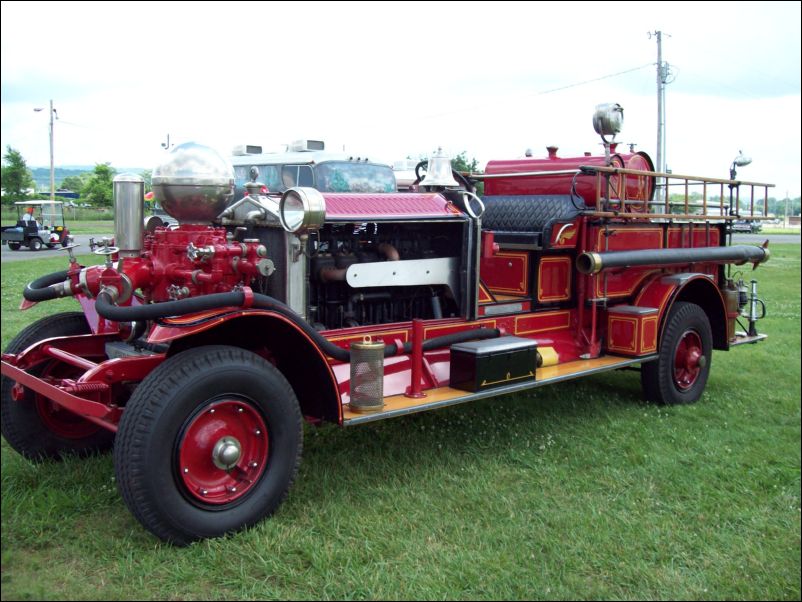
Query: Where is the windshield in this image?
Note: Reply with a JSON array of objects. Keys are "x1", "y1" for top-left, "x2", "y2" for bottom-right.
[
  {"x1": 314, "y1": 162, "x2": 396, "y2": 193},
  {"x1": 233, "y1": 165, "x2": 282, "y2": 199},
  {"x1": 18, "y1": 203, "x2": 63, "y2": 226},
  {"x1": 232, "y1": 161, "x2": 396, "y2": 199}
]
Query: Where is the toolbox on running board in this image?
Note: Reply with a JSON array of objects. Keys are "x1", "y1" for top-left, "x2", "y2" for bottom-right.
[{"x1": 449, "y1": 336, "x2": 537, "y2": 392}]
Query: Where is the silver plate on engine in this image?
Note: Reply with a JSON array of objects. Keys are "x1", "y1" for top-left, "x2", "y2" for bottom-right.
[{"x1": 346, "y1": 257, "x2": 459, "y2": 296}]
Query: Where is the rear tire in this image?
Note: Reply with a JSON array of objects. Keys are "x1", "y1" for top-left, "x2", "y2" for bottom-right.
[
  {"x1": 114, "y1": 345, "x2": 303, "y2": 545},
  {"x1": 641, "y1": 302, "x2": 713, "y2": 405},
  {"x1": 8, "y1": 241, "x2": 21, "y2": 250},
  {"x1": 29, "y1": 237, "x2": 43, "y2": 251},
  {"x1": 1, "y1": 312, "x2": 115, "y2": 460}
]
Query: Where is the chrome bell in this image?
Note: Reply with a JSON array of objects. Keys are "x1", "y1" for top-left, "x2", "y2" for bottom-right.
[{"x1": 419, "y1": 147, "x2": 460, "y2": 188}]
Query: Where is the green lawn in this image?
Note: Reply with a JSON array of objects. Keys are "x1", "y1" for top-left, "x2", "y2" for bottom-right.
[
  {"x1": 60, "y1": 220, "x2": 114, "y2": 235},
  {"x1": 1, "y1": 248, "x2": 799, "y2": 600}
]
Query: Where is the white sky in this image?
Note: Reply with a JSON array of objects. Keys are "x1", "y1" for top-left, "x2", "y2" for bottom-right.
[{"x1": 1, "y1": 1, "x2": 800, "y2": 197}]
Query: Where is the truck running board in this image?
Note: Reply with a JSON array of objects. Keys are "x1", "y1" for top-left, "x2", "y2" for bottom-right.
[
  {"x1": 730, "y1": 332, "x2": 768, "y2": 346},
  {"x1": 343, "y1": 355, "x2": 657, "y2": 426}
]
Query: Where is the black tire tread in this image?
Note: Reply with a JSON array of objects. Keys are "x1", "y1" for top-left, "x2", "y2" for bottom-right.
[
  {"x1": 114, "y1": 345, "x2": 303, "y2": 545},
  {"x1": 641, "y1": 301, "x2": 712, "y2": 405}
]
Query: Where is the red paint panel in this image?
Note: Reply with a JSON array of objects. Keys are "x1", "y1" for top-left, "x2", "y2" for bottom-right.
[
  {"x1": 634, "y1": 275, "x2": 677, "y2": 314},
  {"x1": 482, "y1": 252, "x2": 529, "y2": 295},
  {"x1": 608, "y1": 317, "x2": 638, "y2": 354},
  {"x1": 484, "y1": 151, "x2": 654, "y2": 206},
  {"x1": 666, "y1": 227, "x2": 721, "y2": 248},
  {"x1": 594, "y1": 269, "x2": 658, "y2": 299},
  {"x1": 641, "y1": 316, "x2": 659, "y2": 353},
  {"x1": 538, "y1": 257, "x2": 572, "y2": 302},
  {"x1": 623, "y1": 152, "x2": 656, "y2": 203},
  {"x1": 593, "y1": 227, "x2": 663, "y2": 252},
  {"x1": 514, "y1": 311, "x2": 571, "y2": 335},
  {"x1": 591, "y1": 227, "x2": 663, "y2": 299},
  {"x1": 606, "y1": 307, "x2": 659, "y2": 356}
]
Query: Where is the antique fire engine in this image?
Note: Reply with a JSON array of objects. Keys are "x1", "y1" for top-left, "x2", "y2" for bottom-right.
[{"x1": 1, "y1": 105, "x2": 770, "y2": 544}]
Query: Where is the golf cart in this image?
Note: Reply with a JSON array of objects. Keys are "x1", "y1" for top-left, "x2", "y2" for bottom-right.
[{"x1": 1, "y1": 200, "x2": 73, "y2": 251}]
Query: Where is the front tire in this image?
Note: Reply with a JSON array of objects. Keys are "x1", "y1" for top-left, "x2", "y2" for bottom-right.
[
  {"x1": 1, "y1": 312, "x2": 115, "y2": 460},
  {"x1": 641, "y1": 302, "x2": 713, "y2": 405},
  {"x1": 114, "y1": 345, "x2": 303, "y2": 545}
]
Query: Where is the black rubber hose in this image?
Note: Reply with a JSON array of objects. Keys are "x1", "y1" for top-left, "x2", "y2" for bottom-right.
[
  {"x1": 95, "y1": 291, "x2": 246, "y2": 322},
  {"x1": 577, "y1": 244, "x2": 769, "y2": 275},
  {"x1": 402, "y1": 328, "x2": 499, "y2": 355},
  {"x1": 23, "y1": 270, "x2": 71, "y2": 302},
  {"x1": 95, "y1": 290, "x2": 355, "y2": 361},
  {"x1": 94, "y1": 290, "x2": 500, "y2": 362}
]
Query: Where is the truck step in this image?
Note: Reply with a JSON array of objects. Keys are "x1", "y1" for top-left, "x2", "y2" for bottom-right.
[{"x1": 343, "y1": 354, "x2": 656, "y2": 426}]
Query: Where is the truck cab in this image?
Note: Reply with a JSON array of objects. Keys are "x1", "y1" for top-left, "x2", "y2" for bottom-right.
[{"x1": 230, "y1": 139, "x2": 396, "y2": 198}]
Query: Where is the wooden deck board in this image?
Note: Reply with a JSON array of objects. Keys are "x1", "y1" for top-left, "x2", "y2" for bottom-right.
[{"x1": 343, "y1": 354, "x2": 653, "y2": 425}]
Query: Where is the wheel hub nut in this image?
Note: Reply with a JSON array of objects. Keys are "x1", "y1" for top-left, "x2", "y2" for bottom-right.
[{"x1": 212, "y1": 436, "x2": 242, "y2": 470}]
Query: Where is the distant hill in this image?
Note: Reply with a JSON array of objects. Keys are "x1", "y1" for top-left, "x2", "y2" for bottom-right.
[{"x1": 29, "y1": 166, "x2": 148, "y2": 192}]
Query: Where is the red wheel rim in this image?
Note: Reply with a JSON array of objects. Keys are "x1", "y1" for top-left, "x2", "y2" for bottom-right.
[
  {"x1": 177, "y1": 399, "x2": 268, "y2": 505},
  {"x1": 35, "y1": 362, "x2": 100, "y2": 439},
  {"x1": 673, "y1": 330, "x2": 703, "y2": 391},
  {"x1": 35, "y1": 397, "x2": 101, "y2": 438}
]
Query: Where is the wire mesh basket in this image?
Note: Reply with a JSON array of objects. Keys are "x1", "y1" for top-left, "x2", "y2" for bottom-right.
[{"x1": 349, "y1": 336, "x2": 385, "y2": 413}]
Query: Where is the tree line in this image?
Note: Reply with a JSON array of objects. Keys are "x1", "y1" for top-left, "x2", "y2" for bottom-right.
[{"x1": 1, "y1": 145, "x2": 151, "y2": 207}]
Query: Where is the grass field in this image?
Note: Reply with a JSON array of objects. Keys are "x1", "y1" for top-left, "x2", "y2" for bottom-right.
[{"x1": 1, "y1": 248, "x2": 799, "y2": 600}]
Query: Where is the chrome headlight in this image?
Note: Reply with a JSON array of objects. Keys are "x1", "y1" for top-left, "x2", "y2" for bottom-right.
[{"x1": 279, "y1": 187, "x2": 326, "y2": 234}]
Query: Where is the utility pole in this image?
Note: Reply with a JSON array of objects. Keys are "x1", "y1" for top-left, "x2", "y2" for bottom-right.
[
  {"x1": 655, "y1": 31, "x2": 665, "y2": 176},
  {"x1": 650, "y1": 31, "x2": 671, "y2": 208},
  {"x1": 35, "y1": 100, "x2": 58, "y2": 201},
  {"x1": 48, "y1": 99, "x2": 55, "y2": 202}
]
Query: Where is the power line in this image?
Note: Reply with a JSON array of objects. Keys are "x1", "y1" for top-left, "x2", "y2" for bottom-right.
[
  {"x1": 527, "y1": 63, "x2": 654, "y2": 97},
  {"x1": 419, "y1": 63, "x2": 654, "y2": 122}
]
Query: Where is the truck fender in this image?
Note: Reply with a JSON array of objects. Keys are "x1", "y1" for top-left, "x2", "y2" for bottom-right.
[
  {"x1": 634, "y1": 273, "x2": 728, "y2": 351},
  {"x1": 151, "y1": 310, "x2": 343, "y2": 424}
]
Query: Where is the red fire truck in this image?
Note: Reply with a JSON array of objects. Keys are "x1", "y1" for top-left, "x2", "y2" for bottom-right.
[{"x1": 0, "y1": 105, "x2": 771, "y2": 544}]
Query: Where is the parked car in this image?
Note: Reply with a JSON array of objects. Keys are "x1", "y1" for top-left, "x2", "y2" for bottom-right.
[{"x1": 731, "y1": 220, "x2": 762, "y2": 233}]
